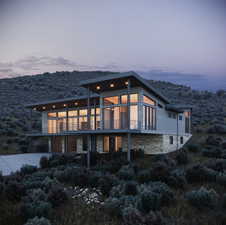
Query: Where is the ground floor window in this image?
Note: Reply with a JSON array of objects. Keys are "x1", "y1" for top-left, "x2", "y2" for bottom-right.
[
  {"x1": 82, "y1": 135, "x2": 88, "y2": 151},
  {"x1": 180, "y1": 136, "x2": 184, "y2": 144},
  {"x1": 103, "y1": 136, "x2": 122, "y2": 152},
  {"x1": 169, "y1": 136, "x2": 174, "y2": 144}
]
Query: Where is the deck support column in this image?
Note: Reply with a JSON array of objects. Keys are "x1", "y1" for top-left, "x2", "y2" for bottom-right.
[{"x1": 127, "y1": 79, "x2": 131, "y2": 162}]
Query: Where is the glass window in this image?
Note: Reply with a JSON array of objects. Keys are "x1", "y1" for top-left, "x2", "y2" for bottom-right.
[
  {"x1": 68, "y1": 117, "x2": 78, "y2": 131},
  {"x1": 143, "y1": 95, "x2": 155, "y2": 105},
  {"x1": 130, "y1": 105, "x2": 138, "y2": 129},
  {"x1": 58, "y1": 111, "x2": 67, "y2": 117},
  {"x1": 170, "y1": 136, "x2": 174, "y2": 144},
  {"x1": 48, "y1": 119, "x2": 57, "y2": 133},
  {"x1": 79, "y1": 117, "x2": 88, "y2": 130},
  {"x1": 121, "y1": 95, "x2": 128, "y2": 104},
  {"x1": 104, "y1": 96, "x2": 119, "y2": 105},
  {"x1": 48, "y1": 112, "x2": 57, "y2": 118},
  {"x1": 180, "y1": 136, "x2": 184, "y2": 144},
  {"x1": 68, "y1": 110, "x2": 77, "y2": 117},
  {"x1": 82, "y1": 136, "x2": 88, "y2": 151},
  {"x1": 79, "y1": 109, "x2": 87, "y2": 116},
  {"x1": 130, "y1": 94, "x2": 138, "y2": 103},
  {"x1": 103, "y1": 136, "x2": 109, "y2": 152}
]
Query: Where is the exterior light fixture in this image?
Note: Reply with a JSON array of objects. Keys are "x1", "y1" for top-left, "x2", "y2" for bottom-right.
[
  {"x1": 33, "y1": 107, "x2": 37, "y2": 111},
  {"x1": 63, "y1": 104, "x2": 67, "y2": 107},
  {"x1": 52, "y1": 105, "x2": 56, "y2": 109},
  {"x1": 96, "y1": 85, "x2": 100, "y2": 90},
  {"x1": 110, "y1": 83, "x2": 114, "y2": 88},
  {"x1": 75, "y1": 102, "x2": 78, "y2": 106},
  {"x1": 42, "y1": 106, "x2": 46, "y2": 110},
  {"x1": 125, "y1": 81, "x2": 128, "y2": 85}
]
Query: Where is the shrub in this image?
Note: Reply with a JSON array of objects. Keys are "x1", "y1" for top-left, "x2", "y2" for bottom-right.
[
  {"x1": 216, "y1": 173, "x2": 226, "y2": 186},
  {"x1": 104, "y1": 197, "x2": 122, "y2": 217},
  {"x1": 202, "y1": 148, "x2": 222, "y2": 158},
  {"x1": 167, "y1": 168, "x2": 187, "y2": 189},
  {"x1": 0, "y1": 181, "x2": 4, "y2": 196},
  {"x1": 122, "y1": 206, "x2": 144, "y2": 225},
  {"x1": 0, "y1": 171, "x2": 3, "y2": 181},
  {"x1": 24, "y1": 216, "x2": 51, "y2": 225},
  {"x1": 47, "y1": 185, "x2": 68, "y2": 207},
  {"x1": 187, "y1": 144, "x2": 200, "y2": 153},
  {"x1": 222, "y1": 194, "x2": 226, "y2": 209},
  {"x1": 205, "y1": 159, "x2": 226, "y2": 172},
  {"x1": 117, "y1": 166, "x2": 135, "y2": 181},
  {"x1": 176, "y1": 150, "x2": 189, "y2": 165},
  {"x1": 5, "y1": 180, "x2": 26, "y2": 201},
  {"x1": 98, "y1": 174, "x2": 119, "y2": 196},
  {"x1": 185, "y1": 187, "x2": 218, "y2": 210},
  {"x1": 124, "y1": 181, "x2": 138, "y2": 196},
  {"x1": 26, "y1": 189, "x2": 48, "y2": 202},
  {"x1": 20, "y1": 165, "x2": 37, "y2": 175},
  {"x1": 186, "y1": 164, "x2": 217, "y2": 183},
  {"x1": 40, "y1": 156, "x2": 49, "y2": 169},
  {"x1": 21, "y1": 201, "x2": 52, "y2": 219},
  {"x1": 137, "y1": 191, "x2": 162, "y2": 212},
  {"x1": 137, "y1": 169, "x2": 151, "y2": 184}
]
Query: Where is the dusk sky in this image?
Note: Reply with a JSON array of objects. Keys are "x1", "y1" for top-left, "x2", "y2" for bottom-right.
[{"x1": 0, "y1": 0, "x2": 226, "y2": 90}]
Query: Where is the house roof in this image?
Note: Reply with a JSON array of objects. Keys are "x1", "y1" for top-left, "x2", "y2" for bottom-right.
[
  {"x1": 80, "y1": 71, "x2": 170, "y2": 104},
  {"x1": 166, "y1": 104, "x2": 193, "y2": 113},
  {"x1": 25, "y1": 94, "x2": 99, "y2": 110}
]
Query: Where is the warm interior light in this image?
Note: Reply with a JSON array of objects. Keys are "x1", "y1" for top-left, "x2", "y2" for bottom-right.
[
  {"x1": 75, "y1": 102, "x2": 78, "y2": 106},
  {"x1": 63, "y1": 104, "x2": 67, "y2": 107},
  {"x1": 110, "y1": 83, "x2": 114, "y2": 88},
  {"x1": 125, "y1": 81, "x2": 128, "y2": 85},
  {"x1": 42, "y1": 106, "x2": 46, "y2": 110},
  {"x1": 96, "y1": 85, "x2": 100, "y2": 90}
]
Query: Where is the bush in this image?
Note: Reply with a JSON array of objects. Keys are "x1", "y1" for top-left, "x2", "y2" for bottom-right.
[
  {"x1": 20, "y1": 165, "x2": 37, "y2": 175},
  {"x1": 98, "y1": 174, "x2": 119, "y2": 196},
  {"x1": 185, "y1": 187, "x2": 218, "y2": 210},
  {"x1": 40, "y1": 157, "x2": 49, "y2": 169},
  {"x1": 124, "y1": 181, "x2": 138, "y2": 196},
  {"x1": 202, "y1": 148, "x2": 222, "y2": 158},
  {"x1": 47, "y1": 185, "x2": 68, "y2": 207},
  {"x1": 137, "y1": 191, "x2": 162, "y2": 212},
  {"x1": 186, "y1": 164, "x2": 217, "y2": 183},
  {"x1": 167, "y1": 168, "x2": 187, "y2": 189},
  {"x1": 222, "y1": 194, "x2": 226, "y2": 209},
  {"x1": 21, "y1": 201, "x2": 52, "y2": 219},
  {"x1": 117, "y1": 166, "x2": 135, "y2": 181},
  {"x1": 122, "y1": 206, "x2": 144, "y2": 225},
  {"x1": 0, "y1": 171, "x2": 3, "y2": 181},
  {"x1": 24, "y1": 216, "x2": 51, "y2": 225},
  {"x1": 0, "y1": 181, "x2": 4, "y2": 196},
  {"x1": 187, "y1": 144, "x2": 200, "y2": 153},
  {"x1": 5, "y1": 180, "x2": 26, "y2": 201},
  {"x1": 149, "y1": 162, "x2": 170, "y2": 182},
  {"x1": 176, "y1": 150, "x2": 189, "y2": 165},
  {"x1": 216, "y1": 173, "x2": 226, "y2": 186},
  {"x1": 137, "y1": 169, "x2": 151, "y2": 184}
]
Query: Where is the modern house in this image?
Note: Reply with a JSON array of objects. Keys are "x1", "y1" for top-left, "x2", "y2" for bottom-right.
[{"x1": 26, "y1": 72, "x2": 192, "y2": 158}]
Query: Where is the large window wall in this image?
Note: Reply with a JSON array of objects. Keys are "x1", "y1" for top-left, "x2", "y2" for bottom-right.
[{"x1": 103, "y1": 94, "x2": 138, "y2": 130}]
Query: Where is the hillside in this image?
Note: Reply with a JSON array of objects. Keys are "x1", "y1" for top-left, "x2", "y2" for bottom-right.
[{"x1": 0, "y1": 71, "x2": 226, "y2": 153}]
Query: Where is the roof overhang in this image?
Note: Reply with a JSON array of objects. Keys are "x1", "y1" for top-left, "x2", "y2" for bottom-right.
[
  {"x1": 166, "y1": 104, "x2": 193, "y2": 113},
  {"x1": 25, "y1": 94, "x2": 99, "y2": 111},
  {"x1": 80, "y1": 71, "x2": 170, "y2": 104}
]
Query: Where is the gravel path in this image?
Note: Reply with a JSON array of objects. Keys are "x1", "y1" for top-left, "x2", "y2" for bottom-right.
[{"x1": 0, "y1": 153, "x2": 51, "y2": 176}]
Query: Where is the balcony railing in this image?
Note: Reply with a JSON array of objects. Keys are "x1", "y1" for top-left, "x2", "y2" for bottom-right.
[{"x1": 47, "y1": 119, "x2": 138, "y2": 134}]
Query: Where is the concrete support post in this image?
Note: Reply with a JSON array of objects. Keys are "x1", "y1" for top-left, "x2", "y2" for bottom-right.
[
  {"x1": 100, "y1": 96, "x2": 104, "y2": 130},
  {"x1": 127, "y1": 79, "x2": 131, "y2": 162},
  {"x1": 48, "y1": 137, "x2": 51, "y2": 153}
]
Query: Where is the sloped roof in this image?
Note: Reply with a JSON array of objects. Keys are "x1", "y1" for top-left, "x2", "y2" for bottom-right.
[{"x1": 80, "y1": 71, "x2": 170, "y2": 103}]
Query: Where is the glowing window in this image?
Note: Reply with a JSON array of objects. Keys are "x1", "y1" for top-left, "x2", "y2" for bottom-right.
[
  {"x1": 58, "y1": 111, "x2": 67, "y2": 117},
  {"x1": 121, "y1": 95, "x2": 128, "y2": 104},
  {"x1": 130, "y1": 94, "x2": 138, "y2": 103},
  {"x1": 104, "y1": 96, "x2": 119, "y2": 105},
  {"x1": 68, "y1": 110, "x2": 77, "y2": 117},
  {"x1": 143, "y1": 95, "x2": 155, "y2": 105},
  {"x1": 48, "y1": 112, "x2": 57, "y2": 118},
  {"x1": 79, "y1": 109, "x2": 87, "y2": 116}
]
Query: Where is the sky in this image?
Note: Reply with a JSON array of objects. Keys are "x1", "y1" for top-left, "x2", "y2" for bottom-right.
[{"x1": 0, "y1": 0, "x2": 226, "y2": 90}]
